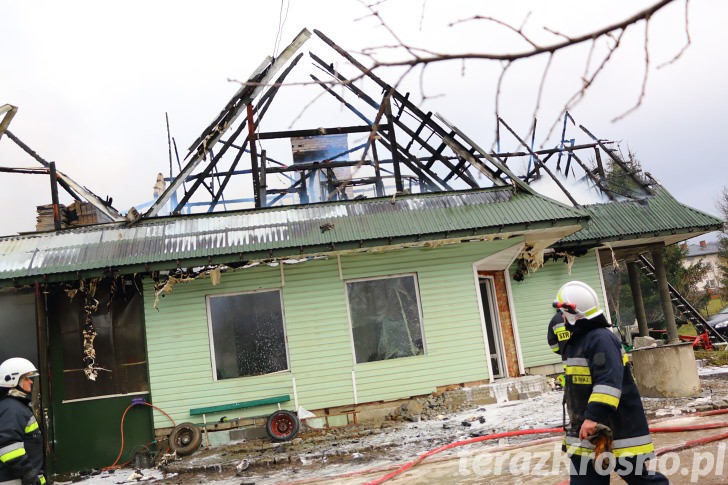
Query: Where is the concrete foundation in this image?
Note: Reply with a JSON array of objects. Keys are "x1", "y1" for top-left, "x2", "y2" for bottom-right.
[{"x1": 631, "y1": 342, "x2": 700, "y2": 398}]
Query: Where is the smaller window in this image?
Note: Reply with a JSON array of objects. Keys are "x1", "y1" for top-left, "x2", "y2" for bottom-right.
[
  {"x1": 207, "y1": 290, "x2": 288, "y2": 380},
  {"x1": 346, "y1": 274, "x2": 425, "y2": 364}
]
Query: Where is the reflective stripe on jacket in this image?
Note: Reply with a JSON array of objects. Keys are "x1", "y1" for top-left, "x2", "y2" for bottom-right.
[{"x1": 0, "y1": 395, "x2": 44, "y2": 483}]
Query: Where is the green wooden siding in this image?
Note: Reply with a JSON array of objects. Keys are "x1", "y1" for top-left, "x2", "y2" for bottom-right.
[
  {"x1": 509, "y1": 250, "x2": 605, "y2": 369},
  {"x1": 143, "y1": 238, "x2": 519, "y2": 428}
]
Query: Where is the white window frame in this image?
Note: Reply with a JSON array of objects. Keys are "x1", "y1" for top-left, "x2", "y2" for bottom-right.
[
  {"x1": 206, "y1": 288, "x2": 290, "y2": 381},
  {"x1": 345, "y1": 273, "x2": 427, "y2": 365}
]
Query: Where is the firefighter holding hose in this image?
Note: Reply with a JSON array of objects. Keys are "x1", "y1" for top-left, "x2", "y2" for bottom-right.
[{"x1": 552, "y1": 281, "x2": 668, "y2": 484}]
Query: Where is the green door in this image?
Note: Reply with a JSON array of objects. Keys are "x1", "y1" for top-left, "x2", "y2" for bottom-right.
[{"x1": 48, "y1": 278, "x2": 154, "y2": 473}]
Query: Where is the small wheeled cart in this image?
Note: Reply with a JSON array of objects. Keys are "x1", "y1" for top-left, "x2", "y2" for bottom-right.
[{"x1": 168, "y1": 395, "x2": 300, "y2": 456}]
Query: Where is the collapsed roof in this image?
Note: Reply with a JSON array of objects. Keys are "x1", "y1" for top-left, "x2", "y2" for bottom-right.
[{"x1": 0, "y1": 29, "x2": 721, "y2": 286}]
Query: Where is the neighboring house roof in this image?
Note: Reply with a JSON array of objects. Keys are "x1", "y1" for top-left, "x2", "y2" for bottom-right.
[
  {"x1": 0, "y1": 187, "x2": 586, "y2": 285},
  {"x1": 685, "y1": 241, "x2": 721, "y2": 258},
  {"x1": 554, "y1": 186, "x2": 722, "y2": 249}
]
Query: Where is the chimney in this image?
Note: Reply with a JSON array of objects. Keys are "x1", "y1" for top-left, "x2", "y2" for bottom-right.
[
  {"x1": 699, "y1": 240, "x2": 707, "y2": 249},
  {"x1": 153, "y1": 173, "x2": 166, "y2": 199}
]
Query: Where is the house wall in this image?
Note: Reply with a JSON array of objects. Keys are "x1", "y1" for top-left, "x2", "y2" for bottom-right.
[
  {"x1": 142, "y1": 238, "x2": 520, "y2": 428},
  {"x1": 509, "y1": 250, "x2": 605, "y2": 370},
  {"x1": 478, "y1": 271, "x2": 519, "y2": 377},
  {"x1": 685, "y1": 253, "x2": 725, "y2": 293}
]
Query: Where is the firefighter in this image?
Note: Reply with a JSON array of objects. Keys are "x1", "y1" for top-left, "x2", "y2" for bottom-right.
[
  {"x1": 547, "y1": 309, "x2": 570, "y2": 356},
  {"x1": 553, "y1": 281, "x2": 668, "y2": 484},
  {"x1": 0, "y1": 358, "x2": 45, "y2": 485}
]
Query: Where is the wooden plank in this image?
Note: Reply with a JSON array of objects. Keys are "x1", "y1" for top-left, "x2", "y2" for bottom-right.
[{"x1": 190, "y1": 395, "x2": 290, "y2": 415}]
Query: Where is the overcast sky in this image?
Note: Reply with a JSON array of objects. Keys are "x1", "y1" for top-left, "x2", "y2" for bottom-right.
[{"x1": 1, "y1": 0, "x2": 726, "y2": 238}]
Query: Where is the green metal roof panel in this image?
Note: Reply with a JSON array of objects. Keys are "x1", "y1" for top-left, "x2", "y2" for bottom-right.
[
  {"x1": 558, "y1": 186, "x2": 722, "y2": 245},
  {"x1": 0, "y1": 187, "x2": 585, "y2": 281}
]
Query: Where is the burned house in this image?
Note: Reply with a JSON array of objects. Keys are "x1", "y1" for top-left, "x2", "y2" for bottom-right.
[{"x1": 0, "y1": 29, "x2": 722, "y2": 473}]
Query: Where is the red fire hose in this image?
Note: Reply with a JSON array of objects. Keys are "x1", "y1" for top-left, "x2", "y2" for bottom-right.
[{"x1": 365, "y1": 408, "x2": 728, "y2": 485}]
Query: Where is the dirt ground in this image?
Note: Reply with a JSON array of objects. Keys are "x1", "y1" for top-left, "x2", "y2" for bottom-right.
[{"x1": 58, "y1": 367, "x2": 728, "y2": 485}]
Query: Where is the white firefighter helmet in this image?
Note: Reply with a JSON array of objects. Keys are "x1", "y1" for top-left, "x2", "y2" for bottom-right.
[
  {"x1": 553, "y1": 280, "x2": 603, "y2": 325},
  {"x1": 0, "y1": 357, "x2": 39, "y2": 388}
]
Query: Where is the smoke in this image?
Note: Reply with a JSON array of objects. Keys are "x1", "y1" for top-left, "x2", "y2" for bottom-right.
[{"x1": 529, "y1": 171, "x2": 610, "y2": 206}]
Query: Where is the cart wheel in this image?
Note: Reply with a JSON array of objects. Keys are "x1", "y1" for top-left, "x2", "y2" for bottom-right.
[
  {"x1": 169, "y1": 422, "x2": 203, "y2": 456},
  {"x1": 266, "y1": 410, "x2": 300, "y2": 441}
]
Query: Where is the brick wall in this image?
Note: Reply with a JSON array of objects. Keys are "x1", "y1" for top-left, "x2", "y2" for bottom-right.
[{"x1": 479, "y1": 271, "x2": 520, "y2": 377}]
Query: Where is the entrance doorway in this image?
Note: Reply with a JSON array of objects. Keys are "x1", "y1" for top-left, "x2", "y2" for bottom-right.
[{"x1": 479, "y1": 277, "x2": 506, "y2": 378}]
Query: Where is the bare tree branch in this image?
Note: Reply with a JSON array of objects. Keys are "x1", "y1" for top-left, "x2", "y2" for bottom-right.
[
  {"x1": 658, "y1": 0, "x2": 692, "y2": 68},
  {"x1": 612, "y1": 19, "x2": 651, "y2": 122},
  {"x1": 363, "y1": 0, "x2": 674, "y2": 67},
  {"x1": 450, "y1": 13, "x2": 540, "y2": 49}
]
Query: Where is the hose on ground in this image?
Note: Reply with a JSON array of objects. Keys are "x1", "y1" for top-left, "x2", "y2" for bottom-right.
[
  {"x1": 365, "y1": 407, "x2": 728, "y2": 485},
  {"x1": 104, "y1": 401, "x2": 176, "y2": 471}
]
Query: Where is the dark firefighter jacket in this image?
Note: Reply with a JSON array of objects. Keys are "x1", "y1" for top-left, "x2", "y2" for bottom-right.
[
  {"x1": 0, "y1": 392, "x2": 44, "y2": 483},
  {"x1": 547, "y1": 310, "x2": 569, "y2": 356},
  {"x1": 561, "y1": 314, "x2": 655, "y2": 459}
]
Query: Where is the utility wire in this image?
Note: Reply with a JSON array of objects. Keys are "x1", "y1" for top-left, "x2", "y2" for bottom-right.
[{"x1": 272, "y1": 0, "x2": 291, "y2": 57}]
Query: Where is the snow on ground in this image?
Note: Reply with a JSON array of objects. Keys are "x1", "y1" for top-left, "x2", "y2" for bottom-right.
[
  {"x1": 697, "y1": 364, "x2": 728, "y2": 376},
  {"x1": 55, "y1": 367, "x2": 728, "y2": 485}
]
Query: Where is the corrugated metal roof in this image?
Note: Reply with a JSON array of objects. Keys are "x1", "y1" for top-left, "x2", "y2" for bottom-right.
[
  {"x1": 558, "y1": 186, "x2": 722, "y2": 245},
  {"x1": 0, "y1": 188, "x2": 585, "y2": 281}
]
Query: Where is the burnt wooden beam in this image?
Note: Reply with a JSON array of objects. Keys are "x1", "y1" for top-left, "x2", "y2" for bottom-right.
[
  {"x1": 4, "y1": 130, "x2": 82, "y2": 202},
  {"x1": 260, "y1": 150, "x2": 267, "y2": 207},
  {"x1": 49, "y1": 162, "x2": 61, "y2": 231},
  {"x1": 268, "y1": 177, "x2": 305, "y2": 205},
  {"x1": 257, "y1": 123, "x2": 390, "y2": 140},
  {"x1": 148, "y1": 31, "x2": 311, "y2": 218},
  {"x1": 207, "y1": 52, "x2": 305, "y2": 212},
  {"x1": 267, "y1": 159, "x2": 376, "y2": 174},
  {"x1": 436, "y1": 116, "x2": 535, "y2": 195},
  {"x1": 499, "y1": 117, "x2": 579, "y2": 206},
  {"x1": 580, "y1": 124, "x2": 652, "y2": 195},
  {"x1": 315, "y1": 29, "x2": 508, "y2": 188},
  {"x1": 383, "y1": 96, "x2": 404, "y2": 193},
  {"x1": 0, "y1": 166, "x2": 49, "y2": 175},
  {"x1": 183, "y1": 53, "x2": 305, "y2": 213},
  {"x1": 310, "y1": 53, "x2": 478, "y2": 189},
  {"x1": 246, "y1": 103, "x2": 261, "y2": 208},
  {"x1": 370, "y1": 142, "x2": 386, "y2": 197},
  {"x1": 310, "y1": 61, "x2": 447, "y2": 191},
  {"x1": 405, "y1": 112, "x2": 432, "y2": 151},
  {"x1": 594, "y1": 146, "x2": 605, "y2": 179},
  {"x1": 569, "y1": 151, "x2": 615, "y2": 201}
]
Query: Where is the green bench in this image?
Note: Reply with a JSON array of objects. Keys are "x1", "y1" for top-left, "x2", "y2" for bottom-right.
[{"x1": 189, "y1": 394, "x2": 290, "y2": 416}]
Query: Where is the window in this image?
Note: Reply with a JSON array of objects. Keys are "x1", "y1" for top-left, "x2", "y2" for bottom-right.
[
  {"x1": 346, "y1": 274, "x2": 425, "y2": 363},
  {"x1": 57, "y1": 277, "x2": 149, "y2": 401},
  {"x1": 207, "y1": 290, "x2": 288, "y2": 380}
]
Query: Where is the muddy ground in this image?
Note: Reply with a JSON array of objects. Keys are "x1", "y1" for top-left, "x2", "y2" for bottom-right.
[{"x1": 58, "y1": 366, "x2": 728, "y2": 485}]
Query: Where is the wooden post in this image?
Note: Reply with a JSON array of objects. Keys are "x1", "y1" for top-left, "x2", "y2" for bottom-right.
[
  {"x1": 260, "y1": 150, "x2": 267, "y2": 207},
  {"x1": 627, "y1": 261, "x2": 649, "y2": 337},
  {"x1": 49, "y1": 162, "x2": 61, "y2": 230},
  {"x1": 246, "y1": 104, "x2": 261, "y2": 208},
  {"x1": 383, "y1": 98, "x2": 403, "y2": 193},
  {"x1": 650, "y1": 244, "x2": 679, "y2": 344}
]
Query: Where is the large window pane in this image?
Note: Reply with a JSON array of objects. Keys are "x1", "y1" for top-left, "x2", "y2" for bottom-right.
[
  {"x1": 208, "y1": 290, "x2": 288, "y2": 380},
  {"x1": 347, "y1": 274, "x2": 425, "y2": 363}
]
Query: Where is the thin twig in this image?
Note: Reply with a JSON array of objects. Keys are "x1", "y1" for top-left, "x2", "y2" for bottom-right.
[
  {"x1": 657, "y1": 0, "x2": 691, "y2": 68},
  {"x1": 612, "y1": 18, "x2": 651, "y2": 122},
  {"x1": 450, "y1": 14, "x2": 540, "y2": 49}
]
